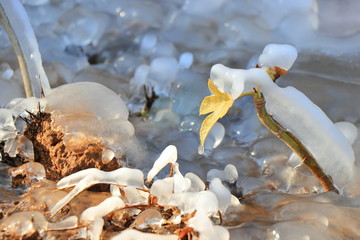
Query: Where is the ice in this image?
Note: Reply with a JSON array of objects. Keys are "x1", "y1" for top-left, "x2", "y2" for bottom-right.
[
  {"x1": 209, "y1": 178, "x2": 231, "y2": 213},
  {"x1": 131, "y1": 208, "x2": 163, "y2": 229},
  {"x1": 0, "y1": 63, "x2": 13, "y2": 79},
  {"x1": 150, "y1": 177, "x2": 174, "y2": 201},
  {"x1": 52, "y1": 167, "x2": 145, "y2": 215},
  {"x1": 147, "y1": 145, "x2": 178, "y2": 181},
  {"x1": 188, "y1": 210, "x2": 230, "y2": 240},
  {"x1": 80, "y1": 196, "x2": 125, "y2": 221},
  {"x1": 258, "y1": 44, "x2": 298, "y2": 71},
  {"x1": 178, "y1": 52, "x2": 193, "y2": 69},
  {"x1": 0, "y1": 211, "x2": 78, "y2": 237},
  {"x1": 122, "y1": 186, "x2": 148, "y2": 204},
  {"x1": 202, "y1": 122, "x2": 225, "y2": 154},
  {"x1": 148, "y1": 57, "x2": 179, "y2": 94},
  {"x1": 207, "y1": 164, "x2": 238, "y2": 184},
  {"x1": 140, "y1": 33, "x2": 157, "y2": 56},
  {"x1": 185, "y1": 172, "x2": 205, "y2": 192},
  {"x1": 0, "y1": 108, "x2": 15, "y2": 135},
  {"x1": 169, "y1": 191, "x2": 219, "y2": 215},
  {"x1": 0, "y1": 0, "x2": 50, "y2": 95},
  {"x1": 209, "y1": 53, "x2": 355, "y2": 187},
  {"x1": 335, "y1": 121, "x2": 358, "y2": 145},
  {"x1": 56, "y1": 6, "x2": 110, "y2": 46},
  {"x1": 46, "y1": 82, "x2": 128, "y2": 120},
  {"x1": 11, "y1": 162, "x2": 46, "y2": 180},
  {"x1": 182, "y1": 0, "x2": 226, "y2": 16},
  {"x1": 173, "y1": 163, "x2": 191, "y2": 193},
  {"x1": 87, "y1": 218, "x2": 104, "y2": 240},
  {"x1": 102, "y1": 148, "x2": 115, "y2": 164},
  {"x1": 111, "y1": 229, "x2": 178, "y2": 240}
]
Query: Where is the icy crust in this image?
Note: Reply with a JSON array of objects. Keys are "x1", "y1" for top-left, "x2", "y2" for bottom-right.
[
  {"x1": 210, "y1": 44, "x2": 355, "y2": 187},
  {"x1": 45, "y1": 82, "x2": 142, "y2": 163},
  {"x1": 49, "y1": 145, "x2": 234, "y2": 239}
]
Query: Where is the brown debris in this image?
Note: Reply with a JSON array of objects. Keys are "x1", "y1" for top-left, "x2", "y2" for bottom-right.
[{"x1": 23, "y1": 111, "x2": 122, "y2": 181}]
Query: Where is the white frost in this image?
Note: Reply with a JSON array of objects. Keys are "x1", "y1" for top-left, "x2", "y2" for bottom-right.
[{"x1": 80, "y1": 196, "x2": 125, "y2": 222}]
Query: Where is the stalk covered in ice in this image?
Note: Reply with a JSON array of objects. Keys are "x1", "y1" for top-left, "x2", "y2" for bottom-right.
[
  {"x1": 0, "y1": 0, "x2": 50, "y2": 97},
  {"x1": 200, "y1": 43, "x2": 355, "y2": 189}
]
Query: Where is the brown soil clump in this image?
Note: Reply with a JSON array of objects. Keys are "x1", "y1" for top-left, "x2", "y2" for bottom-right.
[{"x1": 23, "y1": 111, "x2": 122, "y2": 181}]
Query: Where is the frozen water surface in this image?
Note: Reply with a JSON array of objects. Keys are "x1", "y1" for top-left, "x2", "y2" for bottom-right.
[{"x1": 1, "y1": 0, "x2": 360, "y2": 239}]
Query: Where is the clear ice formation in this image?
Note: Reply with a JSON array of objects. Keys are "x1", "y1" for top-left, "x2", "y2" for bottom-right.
[
  {"x1": 45, "y1": 82, "x2": 143, "y2": 163},
  {"x1": 210, "y1": 44, "x2": 355, "y2": 187}
]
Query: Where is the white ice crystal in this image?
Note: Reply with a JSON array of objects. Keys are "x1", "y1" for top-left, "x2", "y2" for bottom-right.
[
  {"x1": 147, "y1": 145, "x2": 178, "y2": 181},
  {"x1": 209, "y1": 44, "x2": 355, "y2": 187},
  {"x1": 185, "y1": 172, "x2": 206, "y2": 192}
]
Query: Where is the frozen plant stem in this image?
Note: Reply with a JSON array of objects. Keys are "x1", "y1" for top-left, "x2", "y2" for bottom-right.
[
  {"x1": 0, "y1": 0, "x2": 50, "y2": 97},
  {"x1": 249, "y1": 89, "x2": 339, "y2": 193}
]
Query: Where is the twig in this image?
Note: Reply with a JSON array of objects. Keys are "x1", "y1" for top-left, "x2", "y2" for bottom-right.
[{"x1": 251, "y1": 90, "x2": 338, "y2": 193}]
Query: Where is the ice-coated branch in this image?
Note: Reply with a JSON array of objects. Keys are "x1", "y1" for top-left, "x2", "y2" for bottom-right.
[
  {"x1": 252, "y1": 90, "x2": 339, "y2": 193},
  {"x1": 0, "y1": 0, "x2": 50, "y2": 97},
  {"x1": 51, "y1": 167, "x2": 145, "y2": 216}
]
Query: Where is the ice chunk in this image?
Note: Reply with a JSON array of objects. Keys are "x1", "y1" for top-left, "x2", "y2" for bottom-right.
[
  {"x1": 185, "y1": 172, "x2": 205, "y2": 192},
  {"x1": 179, "y1": 52, "x2": 193, "y2": 69},
  {"x1": 46, "y1": 82, "x2": 129, "y2": 120},
  {"x1": 150, "y1": 177, "x2": 174, "y2": 201},
  {"x1": 258, "y1": 44, "x2": 298, "y2": 71},
  {"x1": 169, "y1": 191, "x2": 219, "y2": 215},
  {"x1": 111, "y1": 229, "x2": 178, "y2": 240},
  {"x1": 335, "y1": 121, "x2": 358, "y2": 145},
  {"x1": 140, "y1": 33, "x2": 157, "y2": 56},
  {"x1": 80, "y1": 196, "x2": 125, "y2": 221},
  {"x1": 87, "y1": 218, "x2": 104, "y2": 240},
  {"x1": 130, "y1": 209, "x2": 163, "y2": 229},
  {"x1": 148, "y1": 57, "x2": 179, "y2": 94},
  {"x1": 182, "y1": 0, "x2": 226, "y2": 16},
  {"x1": 202, "y1": 122, "x2": 225, "y2": 154},
  {"x1": 173, "y1": 163, "x2": 191, "y2": 193},
  {"x1": 188, "y1": 210, "x2": 230, "y2": 240},
  {"x1": 210, "y1": 62, "x2": 355, "y2": 187},
  {"x1": 0, "y1": 108, "x2": 16, "y2": 140},
  {"x1": 0, "y1": 63, "x2": 14, "y2": 80},
  {"x1": 102, "y1": 148, "x2": 115, "y2": 164},
  {"x1": 147, "y1": 145, "x2": 178, "y2": 181},
  {"x1": 57, "y1": 6, "x2": 109, "y2": 46},
  {"x1": 209, "y1": 178, "x2": 231, "y2": 213},
  {"x1": 207, "y1": 164, "x2": 238, "y2": 184},
  {"x1": 52, "y1": 168, "x2": 144, "y2": 215},
  {"x1": 0, "y1": 0, "x2": 50, "y2": 95},
  {"x1": 122, "y1": 186, "x2": 148, "y2": 204}
]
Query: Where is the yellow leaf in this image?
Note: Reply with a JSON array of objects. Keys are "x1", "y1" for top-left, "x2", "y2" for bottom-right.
[{"x1": 199, "y1": 79, "x2": 234, "y2": 147}]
